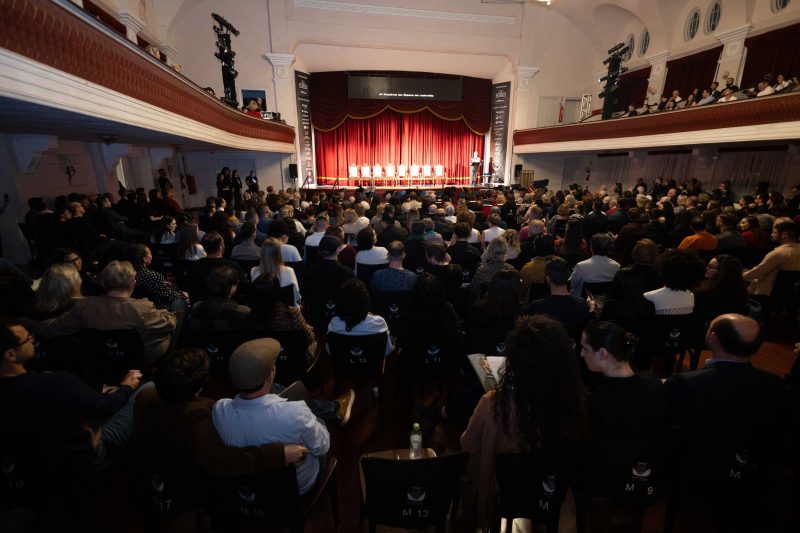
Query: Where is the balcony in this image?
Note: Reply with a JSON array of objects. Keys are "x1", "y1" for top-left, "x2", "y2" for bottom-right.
[
  {"x1": 0, "y1": 0, "x2": 295, "y2": 151},
  {"x1": 513, "y1": 93, "x2": 800, "y2": 154}
]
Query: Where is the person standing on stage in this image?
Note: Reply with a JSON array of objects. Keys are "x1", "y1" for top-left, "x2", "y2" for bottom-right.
[{"x1": 470, "y1": 152, "x2": 482, "y2": 186}]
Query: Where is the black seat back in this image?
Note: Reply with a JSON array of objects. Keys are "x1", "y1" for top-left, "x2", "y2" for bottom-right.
[
  {"x1": 326, "y1": 332, "x2": 387, "y2": 381},
  {"x1": 80, "y1": 328, "x2": 145, "y2": 386},
  {"x1": 356, "y1": 262, "x2": 389, "y2": 287},
  {"x1": 270, "y1": 330, "x2": 310, "y2": 384},
  {"x1": 771, "y1": 270, "x2": 800, "y2": 313},
  {"x1": 309, "y1": 288, "x2": 339, "y2": 332},
  {"x1": 278, "y1": 284, "x2": 296, "y2": 307},
  {"x1": 371, "y1": 291, "x2": 412, "y2": 334},
  {"x1": 285, "y1": 261, "x2": 305, "y2": 290},
  {"x1": 215, "y1": 464, "x2": 302, "y2": 528},
  {"x1": 398, "y1": 335, "x2": 458, "y2": 380},
  {"x1": 468, "y1": 325, "x2": 509, "y2": 357},
  {"x1": 305, "y1": 246, "x2": 321, "y2": 266},
  {"x1": 494, "y1": 450, "x2": 577, "y2": 532},
  {"x1": 361, "y1": 452, "x2": 468, "y2": 531}
]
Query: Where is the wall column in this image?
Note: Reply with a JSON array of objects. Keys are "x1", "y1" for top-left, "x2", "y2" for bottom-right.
[
  {"x1": 716, "y1": 24, "x2": 752, "y2": 86},
  {"x1": 511, "y1": 66, "x2": 540, "y2": 130},
  {"x1": 119, "y1": 11, "x2": 146, "y2": 44},
  {"x1": 645, "y1": 51, "x2": 670, "y2": 103},
  {"x1": 264, "y1": 53, "x2": 296, "y2": 127}
]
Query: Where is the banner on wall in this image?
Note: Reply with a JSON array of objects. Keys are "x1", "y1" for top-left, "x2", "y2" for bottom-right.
[
  {"x1": 295, "y1": 70, "x2": 314, "y2": 185},
  {"x1": 490, "y1": 81, "x2": 511, "y2": 183}
]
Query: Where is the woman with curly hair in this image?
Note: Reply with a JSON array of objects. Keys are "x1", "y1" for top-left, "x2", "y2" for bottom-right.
[
  {"x1": 693, "y1": 254, "x2": 749, "y2": 322},
  {"x1": 326, "y1": 278, "x2": 393, "y2": 356},
  {"x1": 460, "y1": 315, "x2": 586, "y2": 527}
]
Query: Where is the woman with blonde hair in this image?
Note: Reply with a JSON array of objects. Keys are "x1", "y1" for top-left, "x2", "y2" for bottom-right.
[
  {"x1": 30, "y1": 263, "x2": 82, "y2": 319},
  {"x1": 251, "y1": 237, "x2": 301, "y2": 306},
  {"x1": 502, "y1": 229, "x2": 520, "y2": 260},
  {"x1": 470, "y1": 236, "x2": 517, "y2": 305},
  {"x1": 341, "y1": 208, "x2": 361, "y2": 236}
]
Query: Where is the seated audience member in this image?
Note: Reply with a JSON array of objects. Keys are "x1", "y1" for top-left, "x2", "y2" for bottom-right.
[
  {"x1": 715, "y1": 213, "x2": 745, "y2": 249},
  {"x1": 376, "y1": 213, "x2": 409, "y2": 248},
  {"x1": 580, "y1": 321, "x2": 666, "y2": 491},
  {"x1": 247, "y1": 278, "x2": 316, "y2": 366},
  {"x1": 717, "y1": 88, "x2": 737, "y2": 102},
  {"x1": 186, "y1": 231, "x2": 243, "y2": 301},
  {"x1": 26, "y1": 263, "x2": 82, "y2": 320},
  {"x1": 29, "y1": 260, "x2": 176, "y2": 364},
  {"x1": 327, "y1": 279, "x2": 393, "y2": 357},
  {"x1": 623, "y1": 104, "x2": 638, "y2": 117},
  {"x1": 396, "y1": 272, "x2": 465, "y2": 348},
  {"x1": 1, "y1": 320, "x2": 143, "y2": 464},
  {"x1": 470, "y1": 236, "x2": 517, "y2": 306},
  {"x1": 469, "y1": 270, "x2": 522, "y2": 340},
  {"x1": 129, "y1": 244, "x2": 188, "y2": 312},
  {"x1": 555, "y1": 219, "x2": 587, "y2": 258},
  {"x1": 370, "y1": 241, "x2": 418, "y2": 293},
  {"x1": 694, "y1": 254, "x2": 749, "y2": 322},
  {"x1": 403, "y1": 221, "x2": 428, "y2": 273},
  {"x1": 302, "y1": 235, "x2": 356, "y2": 298},
  {"x1": 738, "y1": 216, "x2": 770, "y2": 248},
  {"x1": 582, "y1": 199, "x2": 608, "y2": 241},
  {"x1": 678, "y1": 218, "x2": 718, "y2": 251},
  {"x1": 460, "y1": 315, "x2": 585, "y2": 528},
  {"x1": 251, "y1": 237, "x2": 301, "y2": 306},
  {"x1": 212, "y1": 339, "x2": 333, "y2": 495},
  {"x1": 519, "y1": 234, "x2": 557, "y2": 303},
  {"x1": 189, "y1": 266, "x2": 251, "y2": 335},
  {"x1": 150, "y1": 216, "x2": 178, "y2": 245},
  {"x1": 696, "y1": 88, "x2": 716, "y2": 106},
  {"x1": 743, "y1": 221, "x2": 800, "y2": 296},
  {"x1": 176, "y1": 222, "x2": 206, "y2": 261},
  {"x1": 266, "y1": 219, "x2": 302, "y2": 264},
  {"x1": 304, "y1": 215, "x2": 329, "y2": 252},
  {"x1": 502, "y1": 229, "x2": 521, "y2": 261},
  {"x1": 601, "y1": 239, "x2": 659, "y2": 330},
  {"x1": 614, "y1": 208, "x2": 645, "y2": 264},
  {"x1": 133, "y1": 348, "x2": 305, "y2": 477},
  {"x1": 424, "y1": 243, "x2": 463, "y2": 289},
  {"x1": 753, "y1": 79, "x2": 776, "y2": 97},
  {"x1": 570, "y1": 233, "x2": 620, "y2": 297},
  {"x1": 447, "y1": 221, "x2": 482, "y2": 280},
  {"x1": 161, "y1": 187, "x2": 184, "y2": 218},
  {"x1": 230, "y1": 222, "x2": 260, "y2": 261},
  {"x1": 527, "y1": 257, "x2": 590, "y2": 341},
  {"x1": 341, "y1": 208, "x2": 365, "y2": 237},
  {"x1": 325, "y1": 226, "x2": 356, "y2": 269},
  {"x1": 355, "y1": 227, "x2": 389, "y2": 276},
  {"x1": 773, "y1": 73, "x2": 792, "y2": 92},
  {"x1": 664, "y1": 315, "x2": 783, "y2": 487},
  {"x1": 644, "y1": 249, "x2": 706, "y2": 315},
  {"x1": 482, "y1": 214, "x2": 506, "y2": 248}
]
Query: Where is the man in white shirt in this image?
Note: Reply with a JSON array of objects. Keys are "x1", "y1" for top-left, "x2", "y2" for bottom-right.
[
  {"x1": 718, "y1": 88, "x2": 737, "y2": 103},
  {"x1": 305, "y1": 216, "x2": 328, "y2": 249},
  {"x1": 482, "y1": 214, "x2": 506, "y2": 248},
  {"x1": 267, "y1": 219, "x2": 302, "y2": 263},
  {"x1": 569, "y1": 233, "x2": 620, "y2": 297},
  {"x1": 743, "y1": 221, "x2": 800, "y2": 296},
  {"x1": 213, "y1": 339, "x2": 348, "y2": 495},
  {"x1": 756, "y1": 80, "x2": 776, "y2": 97}
]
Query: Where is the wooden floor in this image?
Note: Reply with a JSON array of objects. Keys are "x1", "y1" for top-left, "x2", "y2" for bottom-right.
[{"x1": 81, "y1": 317, "x2": 798, "y2": 533}]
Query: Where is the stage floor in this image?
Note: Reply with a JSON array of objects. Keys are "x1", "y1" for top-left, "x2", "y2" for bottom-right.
[{"x1": 312, "y1": 177, "x2": 501, "y2": 190}]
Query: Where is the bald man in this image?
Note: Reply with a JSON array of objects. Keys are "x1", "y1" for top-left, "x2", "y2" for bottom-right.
[{"x1": 665, "y1": 314, "x2": 784, "y2": 492}]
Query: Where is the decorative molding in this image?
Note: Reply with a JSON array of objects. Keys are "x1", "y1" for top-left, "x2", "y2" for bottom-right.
[
  {"x1": 716, "y1": 24, "x2": 752, "y2": 45},
  {"x1": 645, "y1": 51, "x2": 670, "y2": 65},
  {"x1": 0, "y1": 49, "x2": 295, "y2": 153},
  {"x1": 514, "y1": 66, "x2": 540, "y2": 89},
  {"x1": 514, "y1": 93, "x2": 800, "y2": 152},
  {"x1": 159, "y1": 43, "x2": 178, "y2": 57},
  {"x1": 264, "y1": 53, "x2": 296, "y2": 80},
  {"x1": 119, "y1": 11, "x2": 145, "y2": 42},
  {"x1": 293, "y1": 0, "x2": 516, "y2": 25}
]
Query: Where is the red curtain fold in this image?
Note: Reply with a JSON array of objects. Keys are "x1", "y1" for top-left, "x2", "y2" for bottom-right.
[
  {"x1": 314, "y1": 108, "x2": 484, "y2": 178},
  {"x1": 664, "y1": 46, "x2": 723, "y2": 97},
  {"x1": 741, "y1": 23, "x2": 800, "y2": 88},
  {"x1": 310, "y1": 72, "x2": 491, "y2": 134},
  {"x1": 616, "y1": 66, "x2": 652, "y2": 111}
]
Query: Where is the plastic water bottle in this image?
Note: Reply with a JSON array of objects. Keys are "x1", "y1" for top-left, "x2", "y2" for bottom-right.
[{"x1": 409, "y1": 423, "x2": 422, "y2": 459}]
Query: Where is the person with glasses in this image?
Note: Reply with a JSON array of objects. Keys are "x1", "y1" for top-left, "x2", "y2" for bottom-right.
[{"x1": 0, "y1": 320, "x2": 143, "y2": 466}]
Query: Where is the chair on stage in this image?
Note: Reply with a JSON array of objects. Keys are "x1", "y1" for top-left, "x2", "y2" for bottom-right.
[
  {"x1": 434, "y1": 164, "x2": 446, "y2": 186},
  {"x1": 385, "y1": 164, "x2": 396, "y2": 187},
  {"x1": 361, "y1": 165, "x2": 371, "y2": 188},
  {"x1": 422, "y1": 164, "x2": 433, "y2": 186},
  {"x1": 372, "y1": 164, "x2": 383, "y2": 187},
  {"x1": 397, "y1": 164, "x2": 407, "y2": 188},
  {"x1": 348, "y1": 164, "x2": 359, "y2": 187},
  {"x1": 409, "y1": 164, "x2": 420, "y2": 188}
]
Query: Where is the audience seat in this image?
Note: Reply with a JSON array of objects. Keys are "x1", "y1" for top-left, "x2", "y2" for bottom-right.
[
  {"x1": 306, "y1": 288, "x2": 339, "y2": 333},
  {"x1": 326, "y1": 332, "x2": 388, "y2": 416},
  {"x1": 269, "y1": 330, "x2": 316, "y2": 385},
  {"x1": 371, "y1": 290, "x2": 412, "y2": 334},
  {"x1": 80, "y1": 328, "x2": 145, "y2": 387},
  {"x1": 360, "y1": 451, "x2": 468, "y2": 533},
  {"x1": 285, "y1": 261, "x2": 305, "y2": 290},
  {"x1": 356, "y1": 263, "x2": 388, "y2": 287},
  {"x1": 215, "y1": 457, "x2": 339, "y2": 533},
  {"x1": 304, "y1": 246, "x2": 321, "y2": 266}
]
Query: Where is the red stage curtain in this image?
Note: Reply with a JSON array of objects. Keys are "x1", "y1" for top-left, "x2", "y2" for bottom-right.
[
  {"x1": 616, "y1": 66, "x2": 652, "y2": 110},
  {"x1": 741, "y1": 23, "x2": 800, "y2": 88},
  {"x1": 664, "y1": 46, "x2": 722, "y2": 96},
  {"x1": 310, "y1": 72, "x2": 491, "y2": 134},
  {"x1": 314, "y1": 108, "x2": 484, "y2": 179}
]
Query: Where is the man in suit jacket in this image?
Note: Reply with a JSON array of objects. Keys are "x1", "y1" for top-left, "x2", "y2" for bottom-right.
[{"x1": 665, "y1": 314, "x2": 784, "y2": 484}]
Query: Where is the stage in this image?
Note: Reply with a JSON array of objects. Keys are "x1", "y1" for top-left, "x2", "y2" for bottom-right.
[{"x1": 312, "y1": 177, "x2": 502, "y2": 190}]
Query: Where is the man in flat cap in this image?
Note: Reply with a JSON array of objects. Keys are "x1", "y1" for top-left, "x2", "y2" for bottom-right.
[{"x1": 213, "y1": 338, "x2": 353, "y2": 494}]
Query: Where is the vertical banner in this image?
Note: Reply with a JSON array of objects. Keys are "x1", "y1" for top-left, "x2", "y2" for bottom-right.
[
  {"x1": 490, "y1": 82, "x2": 511, "y2": 184},
  {"x1": 295, "y1": 71, "x2": 314, "y2": 185}
]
